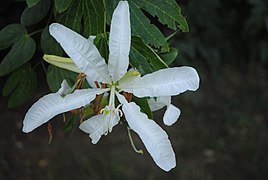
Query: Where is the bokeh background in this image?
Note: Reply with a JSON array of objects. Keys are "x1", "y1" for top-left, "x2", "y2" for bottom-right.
[{"x1": 1, "y1": 0, "x2": 268, "y2": 179}]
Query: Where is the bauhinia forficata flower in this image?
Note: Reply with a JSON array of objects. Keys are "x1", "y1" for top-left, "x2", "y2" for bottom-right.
[{"x1": 22, "y1": 1, "x2": 200, "y2": 171}]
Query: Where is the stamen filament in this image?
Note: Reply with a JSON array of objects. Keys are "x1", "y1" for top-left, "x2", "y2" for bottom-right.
[{"x1": 127, "y1": 127, "x2": 144, "y2": 155}]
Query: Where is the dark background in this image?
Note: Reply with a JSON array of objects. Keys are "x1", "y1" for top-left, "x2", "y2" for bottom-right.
[{"x1": 1, "y1": 0, "x2": 268, "y2": 179}]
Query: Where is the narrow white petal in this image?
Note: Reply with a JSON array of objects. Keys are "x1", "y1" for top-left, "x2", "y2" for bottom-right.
[
  {"x1": 117, "y1": 92, "x2": 176, "y2": 171},
  {"x1": 57, "y1": 79, "x2": 71, "y2": 96},
  {"x1": 49, "y1": 23, "x2": 111, "y2": 84},
  {"x1": 148, "y1": 96, "x2": 171, "y2": 111},
  {"x1": 120, "y1": 67, "x2": 200, "y2": 97},
  {"x1": 22, "y1": 88, "x2": 108, "y2": 133},
  {"x1": 163, "y1": 104, "x2": 181, "y2": 126},
  {"x1": 104, "y1": 110, "x2": 120, "y2": 133},
  {"x1": 108, "y1": 1, "x2": 131, "y2": 82},
  {"x1": 79, "y1": 114, "x2": 105, "y2": 144}
]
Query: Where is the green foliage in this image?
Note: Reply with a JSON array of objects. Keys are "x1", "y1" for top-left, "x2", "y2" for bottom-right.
[
  {"x1": 130, "y1": 36, "x2": 168, "y2": 75},
  {"x1": 0, "y1": 24, "x2": 27, "y2": 50},
  {"x1": 54, "y1": 0, "x2": 73, "y2": 13},
  {"x1": 41, "y1": 26, "x2": 63, "y2": 56},
  {"x1": 57, "y1": 0, "x2": 84, "y2": 33},
  {"x1": 0, "y1": 35, "x2": 36, "y2": 76},
  {"x1": 21, "y1": 0, "x2": 51, "y2": 26},
  {"x1": 0, "y1": 0, "x2": 187, "y2": 108},
  {"x1": 26, "y1": 0, "x2": 39, "y2": 8},
  {"x1": 106, "y1": 0, "x2": 188, "y2": 52},
  {"x1": 47, "y1": 65, "x2": 78, "y2": 92},
  {"x1": 93, "y1": 33, "x2": 109, "y2": 61},
  {"x1": 2, "y1": 63, "x2": 37, "y2": 108},
  {"x1": 132, "y1": 96, "x2": 153, "y2": 119},
  {"x1": 159, "y1": 47, "x2": 179, "y2": 66},
  {"x1": 134, "y1": 0, "x2": 188, "y2": 32},
  {"x1": 83, "y1": 0, "x2": 105, "y2": 36}
]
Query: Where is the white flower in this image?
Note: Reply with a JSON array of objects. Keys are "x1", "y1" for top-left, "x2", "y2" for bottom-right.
[{"x1": 22, "y1": 1, "x2": 199, "y2": 172}]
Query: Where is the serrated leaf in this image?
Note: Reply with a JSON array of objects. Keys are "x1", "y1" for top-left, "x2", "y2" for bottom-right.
[
  {"x1": 130, "y1": 36, "x2": 168, "y2": 74},
  {"x1": 159, "y1": 47, "x2": 178, "y2": 65},
  {"x1": 0, "y1": 36, "x2": 36, "y2": 76},
  {"x1": 129, "y1": 0, "x2": 169, "y2": 51},
  {"x1": 57, "y1": 0, "x2": 83, "y2": 33},
  {"x1": 0, "y1": 24, "x2": 27, "y2": 50},
  {"x1": 132, "y1": 96, "x2": 153, "y2": 119},
  {"x1": 106, "y1": 0, "x2": 169, "y2": 51},
  {"x1": 26, "y1": 0, "x2": 39, "y2": 7},
  {"x1": 41, "y1": 26, "x2": 63, "y2": 56},
  {"x1": 2, "y1": 63, "x2": 37, "y2": 108},
  {"x1": 47, "y1": 65, "x2": 78, "y2": 92},
  {"x1": 55, "y1": 0, "x2": 73, "y2": 13},
  {"x1": 94, "y1": 33, "x2": 108, "y2": 61},
  {"x1": 83, "y1": 0, "x2": 105, "y2": 37},
  {"x1": 21, "y1": 0, "x2": 51, "y2": 26},
  {"x1": 135, "y1": 0, "x2": 189, "y2": 32}
]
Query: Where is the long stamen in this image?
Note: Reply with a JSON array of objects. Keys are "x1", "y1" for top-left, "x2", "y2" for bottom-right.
[{"x1": 127, "y1": 127, "x2": 143, "y2": 154}]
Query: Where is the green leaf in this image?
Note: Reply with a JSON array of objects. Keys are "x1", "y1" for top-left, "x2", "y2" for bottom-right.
[
  {"x1": 21, "y1": 0, "x2": 51, "y2": 26},
  {"x1": 0, "y1": 36, "x2": 36, "y2": 76},
  {"x1": 26, "y1": 0, "x2": 39, "y2": 7},
  {"x1": 47, "y1": 65, "x2": 78, "y2": 92},
  {"x1": 130, "y1": 36, "x2": 168, "y2": 74},
  {"x1": 132, "y1": 96, "x2": 153, "y2": 119},
  {"x1": 83, "y1": 0, "x2": 105, "y2": 37},
  {"x1": 41, "y1": 26, "x2": 63, "y2": 56},
  {"x1": 57, "y1": 0, "x2": 83, "y2": 33},
  {"x1": 159, "y1": 47, "x2": 178, "y2": 65},
  {"x1": 55, "y1": 0, "x2": 73, "y2": 13},
  {"x1": 134, "y1": 0, "x2": 189, "y2": 32},
  {"x1": 2, "y1": 63, "x2": 37, "y2": 108},
  {"x1": 106, "y1": 0, "x2": 169, "y2": 51},
  {"x1": 63, "y1": 114, "x2": 79, "y2": 132},
  {"x1": 94, "y1": 33, "x2": 108, "y2": 61},
  {"x1": 128, "y1": 0, "x2": 169, "y2": 51},
  {"x1": 0, "y1": 24, "x2": 27, "y2": 50}
]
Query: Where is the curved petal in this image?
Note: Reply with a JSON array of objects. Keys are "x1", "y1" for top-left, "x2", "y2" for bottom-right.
[
  {"x1": 120, "y1": 67, "x2": 200, "y2": 97},
  {"x1": 79, "y1": 110, "x2": 120, "y2": 144},
  {"x1": 22, "y1": 88, "x2": 108, "y2": 133},
  {"x1": 108, "y1": 1, "x2": 131, "y2": 82},
  {"x1": 148, "y1": 96, "x2": 171, "y2": 111},
  {"x1": 116, "y1": 93, "x2": 176, "y2": 171},
  {"x1": 163, "y1": 104, "x2": 181, "y2": 126},
  {"x1": 103, "y1": 108, "x2": 120, "y2": 133},
  {"x1": 79, "y1": 114, "x2": 105, "y2": 144},
  {"x1": 57, "y1": 79, "x2": 71, "y2": 96},
  {"x1": 49, "y1": 23, "x2": 111, "y2": 84}
]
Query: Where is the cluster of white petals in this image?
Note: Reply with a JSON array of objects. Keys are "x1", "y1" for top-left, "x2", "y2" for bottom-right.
[{"x1": 22, "y1": 1, "x2": 199, "y2": 172}]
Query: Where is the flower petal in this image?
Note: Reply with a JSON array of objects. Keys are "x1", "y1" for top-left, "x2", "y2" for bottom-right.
[
  {"x1": 79, "y1": 111, "x2": 120, "y2": 144},
  {"x1": 120, "y1": 66, "x2": 200, "y2": 97},
  {"x1": 148, "y1": 96, "x2": 171, "y2": 111},
  {"x1": 22, "y1": 88, "x2": 108, "y2": 133},
  {"x1": 116, "y1": 93, "x2": 176, "y2": 171},
  {"x1": 108, "y1": 1, "x2": 131, "y2": 82},
  {"x1": 79, "y1": 114, "x2": 105, "y2": 144},
  {"x1": 163, "y1": 104, "x2": 181, "y2": 126},
  {"x1": 49, "y1": 23, "x2": 111, "y2": 84},
  {"x1": 57, "y1": 79, "x2": 71, "y2": 96}
]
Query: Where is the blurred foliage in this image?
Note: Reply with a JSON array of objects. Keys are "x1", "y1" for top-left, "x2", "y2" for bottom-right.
[
  {"x1": 0, "y1": 0, "x2": 188, "y2": 108},
  {"x1": 175, "y1": 0, "x2": 268, "y2": 73}
]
